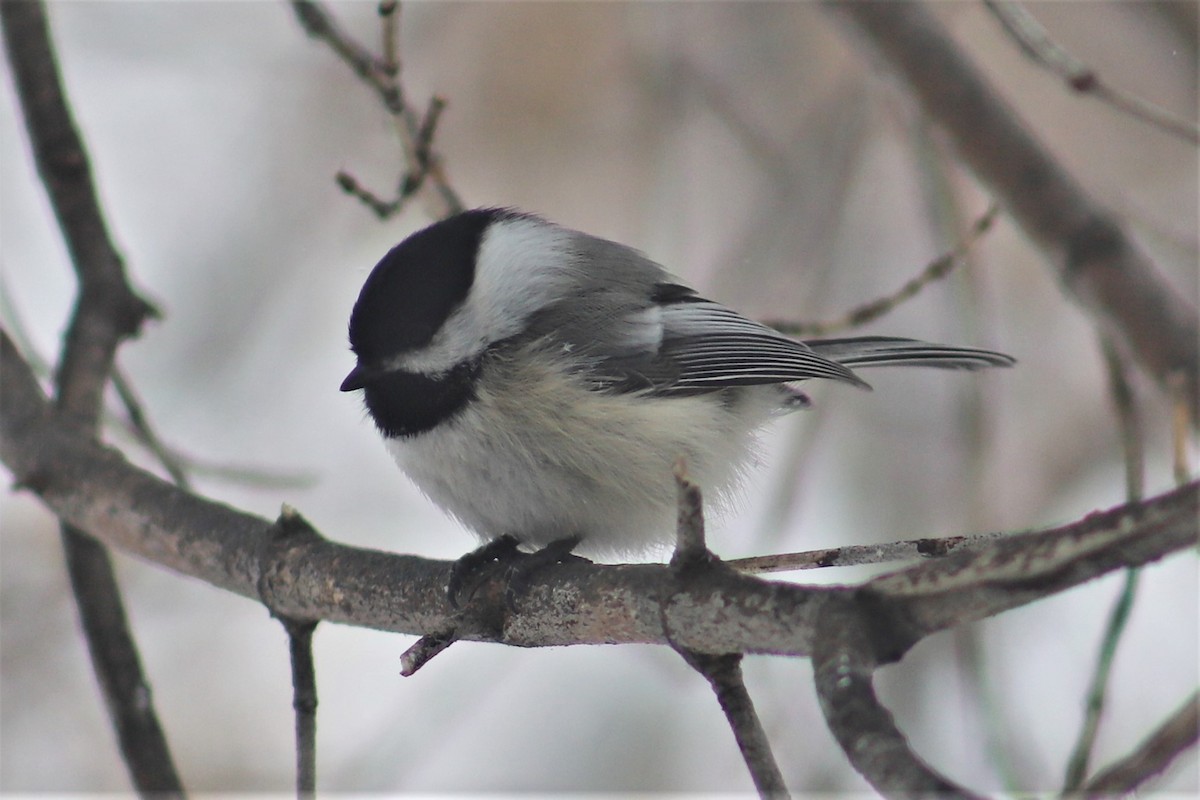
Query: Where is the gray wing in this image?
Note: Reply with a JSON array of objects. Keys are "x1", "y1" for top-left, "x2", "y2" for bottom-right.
[
  {"x1": 554, "y1": 283, "x2": 870, "y2": 397},
  {"x1": 557, "y1": 286, "x2": 1014, "y2": 397},
  {"x1": 518, "y1": 229, "x2": 1013, "y2": 398}
]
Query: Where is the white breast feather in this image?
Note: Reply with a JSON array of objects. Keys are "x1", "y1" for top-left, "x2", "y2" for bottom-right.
[{"x1": 385, "y1": 345, "x2": 785, "y2": 554}]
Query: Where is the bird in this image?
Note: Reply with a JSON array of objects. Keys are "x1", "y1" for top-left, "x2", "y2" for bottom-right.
[{"x1": 340, "y1": 208, "x2": 1013, "y2": 572}]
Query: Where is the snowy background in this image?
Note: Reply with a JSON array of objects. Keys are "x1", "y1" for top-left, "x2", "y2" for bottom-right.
[{"x1": 2, "y1": 2, "x2": 1196, "y2": 793}]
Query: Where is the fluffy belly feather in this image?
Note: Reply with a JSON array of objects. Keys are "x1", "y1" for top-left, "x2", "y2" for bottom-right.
[{"x1": 386, "y1": 358, "x2": 786, "y2": 554}]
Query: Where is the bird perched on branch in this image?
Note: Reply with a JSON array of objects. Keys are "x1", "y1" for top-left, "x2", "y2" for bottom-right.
[{"x1": 340, "y1": 208, "x2": 1013, "y2": 593}]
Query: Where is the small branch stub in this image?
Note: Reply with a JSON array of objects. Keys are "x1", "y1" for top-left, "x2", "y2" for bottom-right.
[
  {"x1": 400, "y1": 632, "x2": 457, "y2": 677},
  {"x1": 671, "y1": 458, "x2": 713, "y2": 568},
  {"x1": 258, "y1": 504, "x2": 326, "y2": 619}
]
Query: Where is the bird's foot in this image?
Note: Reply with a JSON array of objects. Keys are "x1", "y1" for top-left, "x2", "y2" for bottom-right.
[
  {"x1": 446, "y1": 534, "x2": 589, "y2": 609},
  {"x1": 446, "y1": 534, "x2": 521, "y2": 608},
  {"x1": 500, "y1": 535, "x2": 587, "y2": 609}
]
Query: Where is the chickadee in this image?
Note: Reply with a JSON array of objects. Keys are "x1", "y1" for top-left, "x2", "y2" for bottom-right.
[{"x1": 341, "y1": 208, "x2": 1013, "y2": 558}]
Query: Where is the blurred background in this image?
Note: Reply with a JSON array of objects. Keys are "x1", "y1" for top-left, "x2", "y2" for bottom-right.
[{"x1": 2, "y1": 1, "x2": 1196, "y2": 793}]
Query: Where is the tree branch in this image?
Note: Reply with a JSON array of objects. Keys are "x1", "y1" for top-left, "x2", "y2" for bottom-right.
[
  {"x1": 826, "y1": 0, "x2": 1200, "y2": 412},
  {"x1": 4, "y1": 328, "x2": 1196, "y2": 656},
  {"x1": 812, "y1": 597, "x2": 981, "y2": 798},
  {"x1": 0, "y1": 2, "x2": 156, "y2": 416},
  {"x1": 291, "y1": 0, "x2": 463, "y2": 219},
  {"x1": 1083, "y1": 690, "x2": 1200, "y2": 793},
  {"x1": 764, "y1": 203, "x2": 1000, "y2": 338},
  {"x1": 678, "y1": 650, "x2": 789, "y2": 798},
  {"x1": 668, "y1": 466, "x2": 788, "y2": 797},
  {"x1": 1, "y1": 2, "x2": 177, "y2": 794},
  {"x1": 4, "y1": 326, "x2": 1197, "y2": 792},
  {"x1": 729, "y1": 530, "x2": 1009, "y2": 574},
  {"x1": 983, "y1": 0, "x2": 1200, "y2": 145}
]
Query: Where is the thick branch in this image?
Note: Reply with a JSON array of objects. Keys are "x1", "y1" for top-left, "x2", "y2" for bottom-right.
[
  {"x1": 3, "y1": 329, "x2": 1196, "y2": 656},
  {"x1": 1, "y1": 3, "x2": 176, "y2": 794},
  {"x1": 826, "y1": 1, "x2": 1199, "y2": 410},
  {"x1": 812, "y1": 598, "x2": 980, "y2": 798},
  {"x1": 862, "y1": 490, "x2": 1196, "y2": 647}
]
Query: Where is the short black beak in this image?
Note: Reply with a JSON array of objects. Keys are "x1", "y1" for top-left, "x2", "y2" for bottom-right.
[{"x1": 340, "y1": 364, "x2": 367, "y2": 392}]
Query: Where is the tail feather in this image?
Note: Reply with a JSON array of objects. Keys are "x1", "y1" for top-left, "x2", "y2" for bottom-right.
[{"x1": 804, "y1": 336, "x2": 1015, "y2": 371}]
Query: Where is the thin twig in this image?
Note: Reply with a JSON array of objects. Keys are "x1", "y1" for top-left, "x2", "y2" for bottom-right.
[
  {"x1": 283, "y1": 617, "x2": 319, "y2": 799},
  {"x1": 377, "y1": 0, "x2": 399, "y2": 77},
  {"x1": 291, "y1": 0, "x2": 402, "y2": 112},
  {"x1": 729, "y1": 530, "x2": 1010, "y2": 574},
  {"x1": 121, "y1": 448, "x2": 317, "y2": 491},
  {"x1": 1169, "y1": 371, "x2": 1194, "y2": 486},
  {"x1": 111, "y1": 365, "x2": 191, "y2": 489},
  {"x1": 765, "y1": 203, "x2": 1000, "y2": 337},
  {"x1": 1061, "y1": 340, "x2": 1147, "y2": 790},
  {"x1": 666, "y1": 465, "x2": 787, "y2": 796},
  {"x1": 1101, "y1": 339, "x2": 1146, "y2": 503},
  {"x1": 983, "y1": 0, "x2": 1200, "y2": 145},
  {"x1": 1062, "y1": 569, "x2": 1140, "y2": 791},
  {"x1": 671, "y1": 458, "x2": 710, "y2": 565},
  {"x1": 678, "y1": 650, "x2": 789, "y2": 798},
  {"x1": 261, "y1": 507, "x2": 324, "y2": 799},
  {"x1": 1083, "y1": 691, "x2": 1200, "y2": 793},
  {"x1": 0, "y1": 283, "x2": 307, "y2": 491},
  {"x1": 336, "y1": 170, "x2": 400, "y2": 219},
  {"x1": 400, "y1": 632, "x2": 457, "y2": 677},
  {"x1": 291, "y1": 0, "x2": 463, "y2": 219}
]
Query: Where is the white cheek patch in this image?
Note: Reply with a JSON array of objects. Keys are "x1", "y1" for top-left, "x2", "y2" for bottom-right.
[{"x1": 399, "y1": 217, "x2": 578, "y2": 374}]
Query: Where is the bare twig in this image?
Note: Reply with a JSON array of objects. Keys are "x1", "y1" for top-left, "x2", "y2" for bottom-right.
[
  {"x1": 377, "y1": 0, "x2": 399, "y2": 77},
  {"x1": 400, "y1": 95, "x2": 448, "y2": 199},
  {"x1": 130, "y1": 451, "x2": 317, "y2": 491},
  {"x1": 262, "y1": 506, "x2": 322, "y2": 799},
  {"x1": 1170, "y1": 371, "x2": 1194, "y2": 486},
  {"x1": 400, "y1": 632, "x2": 458, "y2": 677},
  {"x1": 765, "y1": 203, "x2": 1001, "y2": 337},
  {"x1": 827, "y1": 0, "x2": 1200, "y2": 412},
  {"x1": 291, "y1": 0, "x2": 463, "y2": 219},
  {"x1": 0, "y1": 285, "x2": 308, "y2": 491},
  {"x1": 1083, "y1": 691, "x2": 1200, "y2": 793},
  {"x1": 291, "y1": 0, "x2": 402, "y2": 112},
  {"x1": 283, "y1": 616, "x2": 319, "y2": 799},
  {"x1": 729, "y1": 531, "x2": 1010, "y2": 574},
  {"x1": 1, "y1": 2, "x2": 179, "y2": 794},
  {"x1": 1063, "y1": 569, "x2": 1140, "y2": 791},
  {"x1": 110, "y1": 366, "x2": 190, "y2": 489},
  {"x1": 671, "y1": 459, "x2": 711, "y2": 565},
  {"x1": 983, "y1": 0, "x2": 1200, "y2": 145},
  {"x1": 335, "y1": 170, "x2": 401, "y2": 219},
  {"x1": 665, "y1": 467, "x2": 787, "y2": 796},
  {"x1": 1102, "y1": 340, "x2": 1146, "y2": 503},
  {"x1": 1060, "y1": 341, "x2": 1147, "y2": 790},
  {"x1": 678, "y1": 650, "x2": 789, "y2": 798}
]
